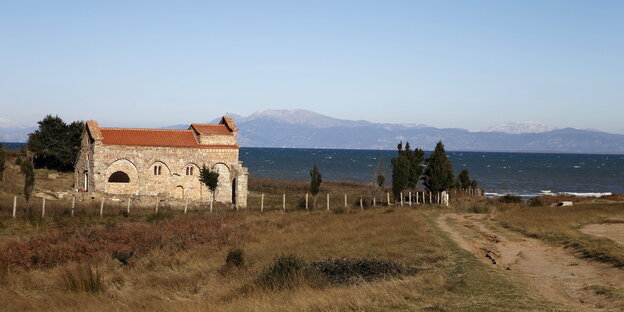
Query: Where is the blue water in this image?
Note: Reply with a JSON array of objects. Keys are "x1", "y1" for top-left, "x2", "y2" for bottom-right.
[
  {"x1": 4, "y1": 143, "x2": 622, "y2": 196},
  {"x1": 240, "y1": 147, "x2": 624, "y2": 197}
]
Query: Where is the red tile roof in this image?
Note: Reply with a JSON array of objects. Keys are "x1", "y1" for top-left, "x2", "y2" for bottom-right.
[
  {"x1": 99, "y1": 128, "x2": 237, "y2": 148},
  {"x1": 189, "y1": 124, "x2": 232, "y2": 135}
]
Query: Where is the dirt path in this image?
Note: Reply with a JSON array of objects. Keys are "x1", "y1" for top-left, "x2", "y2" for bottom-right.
[
  {"x1": 437, "y1": 213, "x2": 624, "y2": 311},
  {"x1": 581, "y1": 223, "x2": 624, "y2": 246}
]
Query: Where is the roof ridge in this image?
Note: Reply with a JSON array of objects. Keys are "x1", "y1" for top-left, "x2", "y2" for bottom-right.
[{"x1": 101, "y1": 127, "x2": 193, "y2": 132}]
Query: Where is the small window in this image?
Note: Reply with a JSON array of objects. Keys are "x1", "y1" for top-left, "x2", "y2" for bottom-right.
[
  {"x1": 108, "y1": 171, "x2": 130, "y2": 183},
  {"x1": 153, "y1": 165, "x2": 162, "y2": 175},
  {"x1": 186, "y1": 166, "x2": 194, "y2": 175}
]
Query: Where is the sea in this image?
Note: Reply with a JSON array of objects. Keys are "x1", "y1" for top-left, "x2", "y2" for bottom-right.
[{"x1": 4, "y1": 143, "x2": 623, "y2": 198}]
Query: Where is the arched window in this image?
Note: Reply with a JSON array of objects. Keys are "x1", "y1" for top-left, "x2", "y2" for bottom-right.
[{"x1": 108, "y1": 171, "x2": 130, "y2": 183}]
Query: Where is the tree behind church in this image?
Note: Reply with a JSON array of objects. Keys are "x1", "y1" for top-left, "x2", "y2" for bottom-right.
[{"x1": 27, "y1": 115, "x2": 84, "y2": 172}]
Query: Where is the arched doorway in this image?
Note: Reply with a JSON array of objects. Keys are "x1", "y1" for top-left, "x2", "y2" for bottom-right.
[{"x1": 174, "y1": 186, "x2": 185, "y2": 199}]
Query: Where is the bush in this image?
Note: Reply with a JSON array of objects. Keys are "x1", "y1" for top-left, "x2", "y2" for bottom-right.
[
  {"x1": 255, "y1": 254, "x2": 324, "y2": 290},
  {"x1": 332, "y1": 206, "x2": 346, "y2": 214},
  {"x1": 226, "y1": 248, "x2": 245, "y2": 268},
  {"x1": 146, "y1": 212, "x2": 173, "y2": 223},
  {"x1": 310, "y1": 257, "x2": 418, "y2": 285},
  {"x1": 112, "y1": 250, "x2": 134, "y2": 265},
  {"x1": 59, "y1": 264, "x2": 104, "y2": 293},
  {"x1": 499, "y1": 194, "x2": 523, "y2": 204},
  {"x1": 528, "y1": 197, "x2": 545, "y2": 207}
]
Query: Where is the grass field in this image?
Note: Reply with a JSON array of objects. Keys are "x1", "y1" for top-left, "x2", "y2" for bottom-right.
[
  {"x1": 0, "y1": 208, "x2": 567, "y2": 311},
  {"x1": 2, "y1": 154, "x2": 623, "y2": 311}
]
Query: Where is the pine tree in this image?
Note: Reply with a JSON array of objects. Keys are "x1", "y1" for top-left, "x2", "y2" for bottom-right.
[
  {"x1": 422, "y1": 141, "x2": 455, "y2": 192},
  {"x1": 310, "y1": 164, "x2": 322, "y2": 208}
]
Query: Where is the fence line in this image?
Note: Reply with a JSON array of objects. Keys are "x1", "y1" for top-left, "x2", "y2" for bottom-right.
[{"x1": 1, "y1": 188, "x2": 482, "y2": 218}]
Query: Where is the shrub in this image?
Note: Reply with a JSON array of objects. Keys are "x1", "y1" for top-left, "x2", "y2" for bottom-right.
[
  {"x1": 59, "y1": 264, "x2": 104, "y2": 293},
  {"x1": 226, "y1": 248, "x2": 245, "y2": 268},
  {"x1": 528, "y1": 197, "x2": 545, "y2": 207},
  {"x1": 499, "y1": 194, "x2": 523, "y2": 204},
  {"x1": 112, "y1": 251, "x2": 134, "y2": 265},
  {"x1": 146, "y1": 212, "x2": 173, "y2": 223},
  {"x1": 332, "y1": 206, "x2": 346, "y2": 214},
  {"x1": 310, "y1": 257, "x2": 418, "y2": 285},
  {"x1": 255, "y1": 254, "x2": 325, "y2": 290}
]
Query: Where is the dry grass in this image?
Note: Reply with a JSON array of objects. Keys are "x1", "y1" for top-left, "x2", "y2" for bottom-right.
[
  {"x1": 0, "y1": 208, "x2": 564, "y2": 311},
  {"x1": 498, "y1": 203, "x2": 624, "y2": 267}
]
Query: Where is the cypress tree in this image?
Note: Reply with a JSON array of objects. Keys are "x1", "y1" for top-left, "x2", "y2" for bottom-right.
[
  {"x1": 422, "y1": 141, "x2": 455, "y2": 192},
  {"x1": 0, "y1": 143, "x2": 5, "y2": 182},
  {"x1": 458, "y1": 169, "x2": 471, "y2": 189},
  {"x1": 391, "y1": 142, "x2": 409, "y2": 199},
  {"x1": 310, "y1": 164, "x2": 322, "y2": 208}
]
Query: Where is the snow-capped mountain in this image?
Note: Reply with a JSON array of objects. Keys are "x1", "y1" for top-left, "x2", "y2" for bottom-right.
[{"x1": 483, "y1": 121, "x2": 552, "y2": 134}]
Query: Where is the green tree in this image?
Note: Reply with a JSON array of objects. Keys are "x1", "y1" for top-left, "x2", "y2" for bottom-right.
[
  {"x1": 470, "y1": 180, "x2": 478, "y2": 189},
  {"x1": 391, "y1": 141, "x2": 424, "y2": 200},
  {"x1": 404, "y1": 142, "x2": 425, "y2": 189},
  {"x1": 422, "y1": 141, "x2": 455, "y2": 193},
  {"x1": 0, "y1": 143, "x2": 5, "y2": 182},
  {"x1": 199, "y1": 165, "x2": 220, "y2": 211},
  {"x1": 17, "y1": 158, "x2": 35, "y2": 210},
  {"x1": 310, "y1": 164, "x2": 322, "y2": 208},
  {"x1": 458, "y1": 169, "x2": 471, "y2": 189},
  {"x1": 391, "y1": 142, "x2": 409, "y2": 199},
  {"x1": 27, "y1": 115, "x2": 84, "y2": 172}
]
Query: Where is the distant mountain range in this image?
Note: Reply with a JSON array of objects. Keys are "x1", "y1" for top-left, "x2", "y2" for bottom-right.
[
  {"x1": 2, "y1": 109, "x2": 623, "y2": 153},
  {"x1": 165, "y1": 109, "x2": 624, "y2": 154}
]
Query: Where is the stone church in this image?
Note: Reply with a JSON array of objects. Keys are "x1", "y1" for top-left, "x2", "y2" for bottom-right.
[{"x1": 74, "y1": 116, "x2": 248, "y2": 208}]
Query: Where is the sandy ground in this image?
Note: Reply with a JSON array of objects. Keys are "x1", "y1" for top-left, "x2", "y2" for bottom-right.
[
  {"x1": 437, "y1": 213, "x2": 624, "y2": 311},
  {"x1": 581, "y1": 223, "x2": 624, "y2": 246}
]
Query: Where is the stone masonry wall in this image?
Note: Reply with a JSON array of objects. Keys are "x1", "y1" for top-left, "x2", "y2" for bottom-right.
[
  {"x1": 198, "y1": 134, "x2": 237, "y2": 146},
  {"x1": 76, "y1": 143, "x2": 248, "y2": 207}
]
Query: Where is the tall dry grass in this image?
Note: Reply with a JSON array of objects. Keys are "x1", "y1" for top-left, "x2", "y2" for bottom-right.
[
  {"x1": 498, "y1": 203, "x2": 624, "y2": 266},
  {"x1": 0, "y1": 209, "x2": 564, "y2": 311}
]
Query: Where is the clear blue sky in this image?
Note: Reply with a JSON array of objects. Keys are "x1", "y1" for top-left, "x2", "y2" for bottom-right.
[{"x1": 1, "y1": 1, "x2": 623, "y2": 133}]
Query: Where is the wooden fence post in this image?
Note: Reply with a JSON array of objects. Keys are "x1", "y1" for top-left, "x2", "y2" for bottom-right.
[
  {"x1": 184, "y1": 198, "x2": 188, "y2": 214},
  {"x1": 409, "y1": 192, "x2": 412, "y2": 206},
  {"x1": 100, "y1": 198, "x2": 104, "y2": 217},
  {"x1": 360, "y1": 197, "x2": 363, "y2": 211},
  {"x1": 261, "y1": 193, "x2": 264, "y2": 212},
  {"x1": 12, "y1": 196, "x2": 17, "y2": 219},
  {"x1": 373, "y1": 197, "x2": 376, "y2": 207},
  {"x1": 429, "y1": 192, "x2": 432, "y2": 204},
  {"x1": 71, "y1": 196, "x2": 75, "y2": 217},
  {"x1": 306, "y1": 193, "x2": 309, "y2": 210},
  {"x1": 400, "y1": 192, "x2": 403, "y2": 207},
  {"x1": 327, "y1": 193, "x2": 330, "y2": 211},
  {"x1": 128, "y1": 197, "x2": 132, "y2": 215},
  {"x1": 155, "y1": 196, "x2": 159, "y2": 214},
  {"x1": 282, "y1": 194, "x2": 285, "y2": 212},
  {"x1": 344, "y1": 194, "x2": 347, "y2": 207},
  {"x1": 210, "y1": 200, "x2": 213, "y2": 213},
  {"x1": 42, "y1": 198, "x2": 46, "y2": 218},
  {"x1": 387, "y1": 192, "x2": 390, "y2": 206}
]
